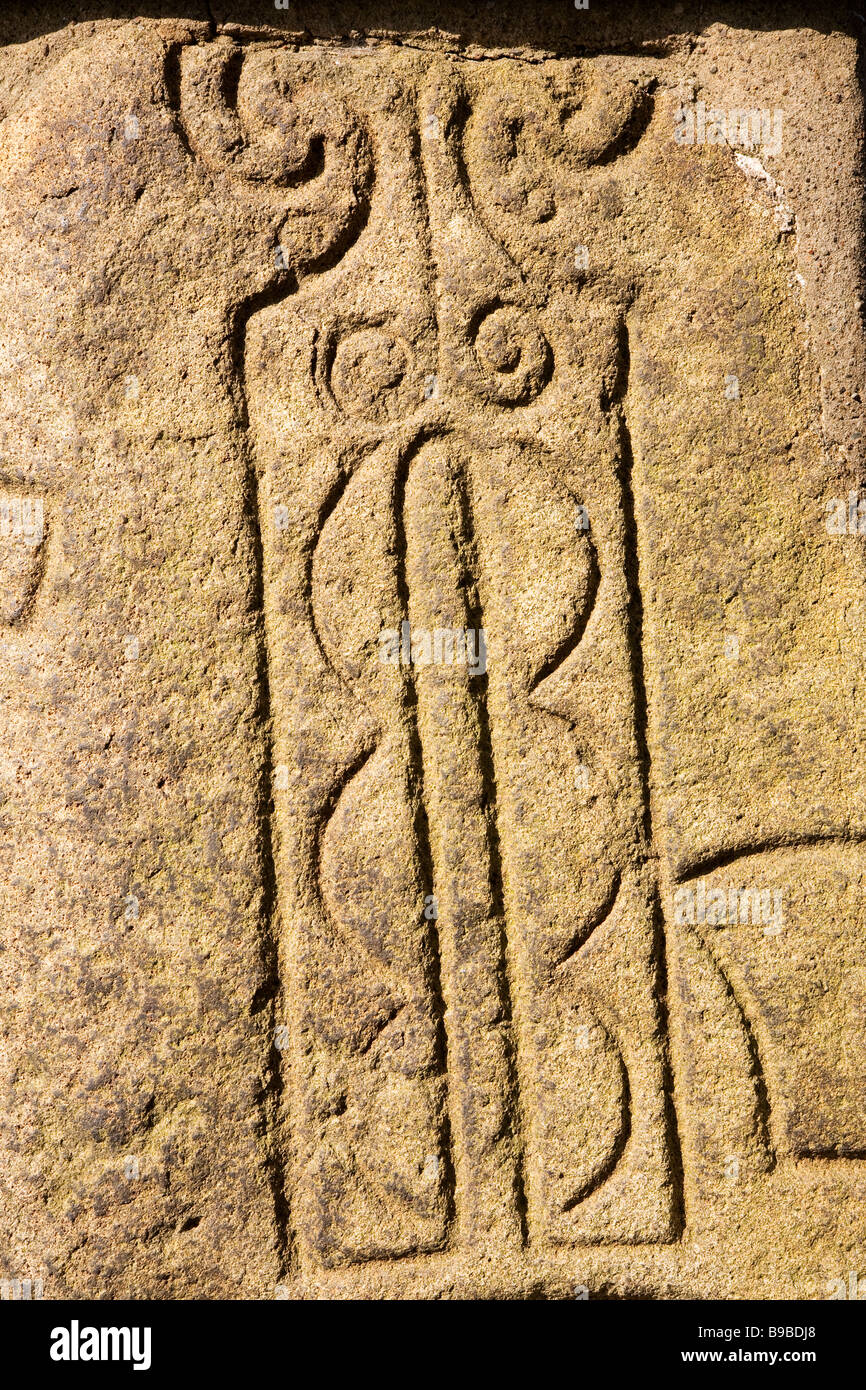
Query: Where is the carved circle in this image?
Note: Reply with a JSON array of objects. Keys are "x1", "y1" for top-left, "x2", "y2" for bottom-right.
[
  {"x1": 471, "y1": 304, "x2": 552, "y2": 405},
  {"x1": 323, "y1": 321, "x2": 436, "y2": 424},
  {"x1": 330, "y1": 328, "x2": 410, "y2": 422}
]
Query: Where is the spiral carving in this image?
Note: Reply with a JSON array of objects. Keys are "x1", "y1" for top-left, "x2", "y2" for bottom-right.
[
  {"x1": 470, "y1": 303, "x2": 552, "y2": 405},
  {"x1": 462, "y1": 62, "x2": 652, "y2": 280},
  {"x1": 179, "y1": 43, "x2": 372, "y2": 270},
  {"x1": 326, "y1": 325, "x2": 421, "y2": 422}
]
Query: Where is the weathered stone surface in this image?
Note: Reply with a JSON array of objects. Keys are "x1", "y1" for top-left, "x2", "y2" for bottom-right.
[{"x1": 0, "y1": 1, "x2": 865, "y2": 1300}]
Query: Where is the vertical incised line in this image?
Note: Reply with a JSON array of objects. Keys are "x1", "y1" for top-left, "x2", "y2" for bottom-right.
[
  {"x1": 400, "y1": 437, "x2": 527, "y2": 1248},
  {"x1": 453, "y1": 460, "x2": 529, "y2": 1242},
  {"x1": 233, "y1": 294, "x2": 295, "y2": 1279},
  {"x1": 615, "y1": 310, "x2": 686, "y2": 1234},
  {"x1": 392, "y1": 440, "x2": 457, "y2": 1237}
]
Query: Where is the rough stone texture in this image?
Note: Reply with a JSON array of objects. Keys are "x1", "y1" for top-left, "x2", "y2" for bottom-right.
[{"x1": 0, "y1": 2, "x2": 865, "y2": 1299}]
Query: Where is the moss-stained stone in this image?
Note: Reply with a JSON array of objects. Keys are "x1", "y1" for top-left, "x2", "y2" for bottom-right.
[{"x1": 0, "y1": 1, "x2": 864, "y2": 1299}]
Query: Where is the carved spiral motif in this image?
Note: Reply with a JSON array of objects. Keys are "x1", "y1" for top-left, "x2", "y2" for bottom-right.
[
  {"x1": 470, "y1": 64, "x2": 650, "y2": 193},
  {"x1": 179, "y1": 44, "x2": 372, "y2": 270},
  {"x1": 328, "y1": 326, "x2": 413, "y2": 423},
  {"x1": 462, "y1": 63, "x2": 651, "y2": 281},
  {"x1": 471, "y1": 304, "x2": 552, "y2": 405}
]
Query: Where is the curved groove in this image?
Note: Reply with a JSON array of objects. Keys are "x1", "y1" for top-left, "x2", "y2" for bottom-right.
[
  {"x1": 310, "y1": 434, "x2": 451, "y2": 1074},
  {"x1": 554, "y1": 868, "x2": 621, "y2": 969},
  {"x1": 690, "y1": 924, "x2": 777, "y2": 1170},
  {"x1": 468, "y1": 300, "x2": 554, "y2": 407},
  {"x1": 307, "y1": 463, "x2": 353, "y2": 674},
  {"x1": 458, "y1": 78, "x2": 655, "y2": 278},
  {"x1": 163, "y1": 45, "x2": 197, "y2": 162},
  {"x1": 561, "y1": 991, "x2": 631, "y2": 1212},
  {"x1": 561, "y1": 1075, "x2": 630, "y2": 1210},
  {"x1": 305, "y1": 444, "x2": 384, "y2": 691},
  {"x1": 312, "y1": 740, "x2": 408, "y2": 999},
  {"x1": 678, "y1": 830, "x2": 866, "y2": 882},
  {"x1": 447, "y1": 84, "x2": 527, "y2": 283},
  {"x1": 528, "y1": 533, "x2": 600, "y2": 698},
  {"x1": 357, "y1": 1002, "x2": 404, "y2": 1056},
  {"x1": 316, "y1": 312, "x2": 412, "y2": 420},
  {"x1": 312, "y1": 738, "x2": 379, "y2": 922},
  {"x1": 2, "y1": 522, "x2": 49, "y2": 630},
  {"x1": 588, "y1": 81, "x2": 657, "y2": 168},
  {"x1": 291, "y1": 166, "x2": 373, "y2": 280},
  {"x1": 179, "y1": 48, "x2": 375, "y2": 281},
  {"x1": 177, "y1": 45, "x2": 340, "y2": 190}
]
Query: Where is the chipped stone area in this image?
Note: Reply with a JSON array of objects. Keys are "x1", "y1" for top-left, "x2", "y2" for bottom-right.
[{"x1": 0, "y1": 2, "x2": 864, "y2": 1300}]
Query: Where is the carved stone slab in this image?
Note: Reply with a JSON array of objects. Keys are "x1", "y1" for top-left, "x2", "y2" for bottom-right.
[{"x1": 0, "y1": 3, "x2": 864, "y2": 1300}]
